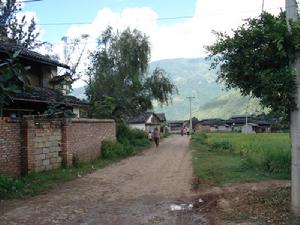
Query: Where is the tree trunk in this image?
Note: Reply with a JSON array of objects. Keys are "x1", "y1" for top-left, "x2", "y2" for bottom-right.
[
  {"x1": 290, "y1": 58, "x2": 300, "y2": 215},
  {"x1": 286, "y1": 0, "x2": 300, "y2": 215}
]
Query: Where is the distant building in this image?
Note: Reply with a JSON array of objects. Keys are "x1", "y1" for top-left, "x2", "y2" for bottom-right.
[
  {"x1": 126, "y1": 112, "x2": 161, "y2": 133},
  {"x1": 226, "y1": 115, "x2": 271, "y2": 133},
  {"x1": 195, "y1": 118, "x2": 231, "y2": 132},
  {"x1": 168, "y1": 120, "x2": 186, "y2": 133}
]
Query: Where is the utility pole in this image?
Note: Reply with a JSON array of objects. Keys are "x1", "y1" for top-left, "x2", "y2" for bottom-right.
[
  {"x1": 262, "y1": 0, "x2": 265, "y2": 12},
  {"x1": 286, "y1": 0, "x2": 300, "y2": 215},
  {"x1": 187, "y1": 97, "x2": 195, "y2": 134}
]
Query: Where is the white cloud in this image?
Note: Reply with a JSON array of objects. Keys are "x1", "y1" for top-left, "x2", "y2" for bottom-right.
[
  {"x1": 16, "y1": 10, "x2": 45, "y2": 42},
  {"x1": 54, "y1": 0, "x2": 286, "y2": 88}
]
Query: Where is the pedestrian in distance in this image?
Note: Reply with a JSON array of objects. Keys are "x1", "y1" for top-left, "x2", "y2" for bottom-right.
[
  {"x1": 152, "y1": 127, "x2": 160, "y2": 147},
  {"x1": 180, "y1": 126, "x2": 184, "y2": 136}
]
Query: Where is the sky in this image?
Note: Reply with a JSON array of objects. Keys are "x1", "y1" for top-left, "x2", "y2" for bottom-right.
[{"x1": 22, "y1": 0, "x2": 286, "y2": 87}]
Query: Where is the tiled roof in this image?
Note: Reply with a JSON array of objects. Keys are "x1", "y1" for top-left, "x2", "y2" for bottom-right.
[
  {"x1": 198, "y1": 118, "x2": 226, "y2": 126},
  {"x1": 0, "y1": 42, "x2": 70, "y2": 69},
  {"x1": 127, "y1": 112, "x2": 153, "y2": 124},
  {"x1": 156, "y1": 113, "x2": 166, "y2": 122},
  {"x1": 14, "y1": 87, "x2": 89, "y2": 107}
]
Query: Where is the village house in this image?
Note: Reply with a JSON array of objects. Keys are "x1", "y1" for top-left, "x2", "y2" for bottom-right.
[
  {"x1": 168, "y1": 120, "x2": 186, "y2": 133},
  {"x1": 0, "y1": 43, "x2": 88, "y2": 118},
  {"x1": 156, "y1": 113, "x2": 169, "y2": 134},
  {"x1": 126, "y1": 112, "x2": 161, "y2": 133},
  {"x1": 226, "y1": 115, "x2": 271, "y2": 133},
  {"x1": 195, "y1": 118, "x2": 231, "y2": 132},
  {"x1": 0, "y1": 43, "x2": 116, "y2": 177}
]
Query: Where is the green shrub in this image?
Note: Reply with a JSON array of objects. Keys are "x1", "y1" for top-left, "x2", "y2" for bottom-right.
[
  {"x1": 191, "y1": 132, "x2": 208, "y2": 144},
  {"x1": 0, "y1": 176, "x2": 25, "y2": 199},
  {"x1": 117, "y1": 122, "x2": 149, "y2": 146},
  {"x1": 101, "y1": 140, "x2": 125, "y2": 159},
  {"x1": 210, "y1": 141, "x2": 233, "y2": 152},
  {"x1": 242, "y1": 148, "x2": 291, "y2": 174},
  {"x1": 101, "y1": 122, "x2": 152, "y2": 159}
]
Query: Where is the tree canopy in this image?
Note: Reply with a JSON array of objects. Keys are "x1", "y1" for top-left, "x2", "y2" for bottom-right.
[
  {"x1": 0, "y1": 51, "x2": 29, "y2": 116},
  {"x1": 0, "y1": 0, "x2": 41, "y2": 49},
  {"x1": 86, "y1": 27, "x2": 177, "y2": 120},
  {"x1": 207, "y1": 12, "x2": 300, "y2": 117}
]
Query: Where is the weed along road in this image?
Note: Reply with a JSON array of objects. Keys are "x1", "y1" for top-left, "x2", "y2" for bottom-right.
[{"x1": 0, "y1": 135, "x2": 209, "y2": 225}]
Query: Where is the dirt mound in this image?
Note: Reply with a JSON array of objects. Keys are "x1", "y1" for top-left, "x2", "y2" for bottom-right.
[{"x1": 191, "y1": 180, "x2": 292, "y2": 225}]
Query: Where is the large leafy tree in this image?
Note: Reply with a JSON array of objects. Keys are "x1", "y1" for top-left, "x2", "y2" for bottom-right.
[
  {"x1": 207, "y1": 12, "x2": 300, "y2": 118},
  {"x1": 0, "y1": 0, "x2": 41, "y2": 116},
  {"x1": 86, "y1": 27, "x2": 177, "y2": 120},
  {"x1": 0, "y1": 0, "x2": 41, "y2": 49},
  {"x1": 0, "y1": 51, "x2": 29, "y2": 116}
]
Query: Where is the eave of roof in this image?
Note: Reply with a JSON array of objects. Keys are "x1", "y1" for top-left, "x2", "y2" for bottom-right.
[
  {"x1": 14, "y1": 87, "x2": 89, "y2": 107},
  {"x1": 0, "y1": 43, "x2": 70, "y2": 69}
]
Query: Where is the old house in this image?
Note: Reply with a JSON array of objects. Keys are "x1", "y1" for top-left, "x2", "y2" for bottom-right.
[
  {"x1": 156, "y1": 113, "x2": 168, "y2": 134},
  {"x1": 227, "y1": 115, "x2": 271, "y2": 133},
  {"x1": 127, "y1": 112, "x2": 161, "y2": 133},
  {"x1": 1, "y1": 43, "x2": 88, "y2": 118},
  {"x1": 168, "y1": 120, "x2": 186, "y2": 133},
  {"x1": 195, "y1": 118, "x2": 231, "y2": 132}
]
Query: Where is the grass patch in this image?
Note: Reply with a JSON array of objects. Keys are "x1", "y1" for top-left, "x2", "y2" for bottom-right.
[
  {"x1": 1, "y1": 125, "x2": 153, "y2": 200},
  {"x1": 191, "y1": 132, "x2": 290, "y2": 185},
  {"x1": 0, "y1": 158, "x2": 113, "y2": 200}
]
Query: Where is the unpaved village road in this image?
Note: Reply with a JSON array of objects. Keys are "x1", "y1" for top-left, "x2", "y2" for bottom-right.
[{"x1": 0, "y1": 135, "x2": 209, "y2": 225}]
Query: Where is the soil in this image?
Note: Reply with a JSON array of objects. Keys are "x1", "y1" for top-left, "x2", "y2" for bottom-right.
[{"x1": 0, "y1": 135, "x2": 293, "y2": 225}]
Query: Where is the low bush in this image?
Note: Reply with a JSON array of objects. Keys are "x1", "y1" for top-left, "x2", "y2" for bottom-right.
[
  {"x1": 242, "y1": 148, "x2": 290, "y2": 174},
  {"x1": 210, "y1": 141, "x2": 233, "y2": 152},
  {"x1": 101, "y1": 140, "x2": 125, "y2": 159},
  {"x1": 191, "y1": 132, "x2": 207, "y2": 144},
  {"x1": 102, "y1": 122, "x2": 152, "y2": 159},
  {"x1": 0, "y1": 176, "x2": 26, "y2": 199}
]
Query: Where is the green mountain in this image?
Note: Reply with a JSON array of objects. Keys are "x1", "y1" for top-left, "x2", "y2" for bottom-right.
[
  {"x1": 71, "y1": 58, "x2": 266, "y2": 120},
  {"x1": 150, "y1": 58, "x2": 223, "y2": 120},
  {"x1": 194, "y1": 90, "x2": 268, "y2": 120}
]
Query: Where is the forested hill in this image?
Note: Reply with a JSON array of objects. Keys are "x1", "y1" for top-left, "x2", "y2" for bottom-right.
[
  {"x1": 72, "y1": 58, "x2": 266, "y2": 120},
  {"x1": 150, "y1": 58, "x2": 223, "y2": 119}
]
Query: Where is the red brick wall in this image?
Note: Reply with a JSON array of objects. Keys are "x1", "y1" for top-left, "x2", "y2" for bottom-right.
[
  {"x1": 0, "y1": 117, "x2": 116, "y2": 176},
  {"x1": 68, "y1": 119, "x2": 116, "y2": 162},
  {"x1": 0, "y1": 119, "x2": 22, "y2": 176}
]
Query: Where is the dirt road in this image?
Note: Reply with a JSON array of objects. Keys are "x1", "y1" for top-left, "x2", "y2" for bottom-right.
[{"x1": 0, "y1": 135, "x2": 209, "y2": 225}]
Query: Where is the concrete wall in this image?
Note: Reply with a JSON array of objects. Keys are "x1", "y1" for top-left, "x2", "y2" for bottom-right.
[
  {"x1": 0, "y1": 117, "x2": 116, "y2": 176},
  {"x1": 31, "y1": 120, "x2": 63, "y2": 172}
]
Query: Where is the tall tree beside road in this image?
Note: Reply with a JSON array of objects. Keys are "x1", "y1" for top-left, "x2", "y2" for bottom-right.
[
  {"x1": 207, "y1": 12, "x2": 300, "y2": 119},
  {"x1": 0, "y1": 0, "x2": 41, "y2": 49},
  {"x1": 86, "y1": 27, "x2": 177, "y2": 120},
  {"x1": 207, "y1": 9, "x2": 300, "y2": 216}
]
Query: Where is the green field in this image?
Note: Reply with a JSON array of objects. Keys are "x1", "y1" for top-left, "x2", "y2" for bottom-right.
[{"x1": 191, "y1": 132, "x2": 291, "y2": 185}]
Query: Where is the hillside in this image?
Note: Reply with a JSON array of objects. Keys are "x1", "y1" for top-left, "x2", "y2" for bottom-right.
[
  {"x1": 71, "y1": 58, "x2": 266, "y2": 120},
  {"x1": 150, "y1": 58, "x2": 222, "y2": 119},
  {"x1": 194, "y1": 90, "x2": 268, "y2": 120}
]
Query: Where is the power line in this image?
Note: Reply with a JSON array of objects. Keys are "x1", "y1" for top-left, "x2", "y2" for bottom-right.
[
  {"x1": 28, "y1": 5, "x2": 295, "y2": 27},
  {"x1": 17, "y1": 0, "x2": 43, "y2": 2}
]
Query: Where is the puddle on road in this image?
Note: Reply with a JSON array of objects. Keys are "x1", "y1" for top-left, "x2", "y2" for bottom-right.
[
  {"x1": 169, "y1": 198, "x2": 205, "y2": 211},
  {"x1": 169, "y1": 203, "x2": 193, "y2": 211}
]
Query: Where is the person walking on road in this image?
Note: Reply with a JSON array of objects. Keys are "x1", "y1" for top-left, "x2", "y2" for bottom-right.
[
  {"x1": 152, "y1": 127, "x2": 160, "y2": 147},
  {"x1": 180, "y1": 126, "x2": 184, "y2": 136}
]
